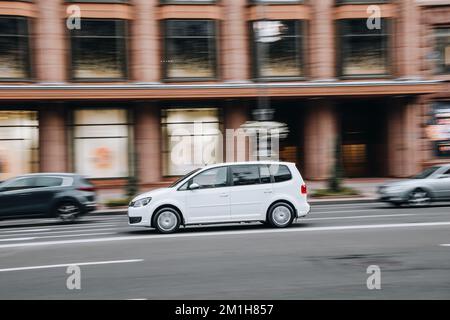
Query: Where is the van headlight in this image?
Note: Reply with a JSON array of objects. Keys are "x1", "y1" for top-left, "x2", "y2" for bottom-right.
[{"x1": 130, "y1": 197, "x2": 152, "y2": 208}]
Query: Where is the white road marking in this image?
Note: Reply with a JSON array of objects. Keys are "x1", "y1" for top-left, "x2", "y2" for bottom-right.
[
  {"x1": 0, "y1": 227, "x2": 119, "y2": 238},
  {"x1": 0, "y1": 221, "x2": 449, "y2": 249},
  {"x1": 306, "y1": 213, "x2": 418, "y2": 221},
  {"x1": 3, "y1": 228, "x2": 51, "y2": 233},
  {"x1": 0, "y1": 259, "x2": 144, "y2": 272},
  {"x1": 440, "y1": 244, "x2": 450, "y2": 247},
  {"x1": 0, "y1": 237, "x2": 34, "y2": 242},
  {"x1": 0, "y1": 224, "x2": 120, "y2": 236},
  {"x1": 0, "y1": 232, "x2": 116, "y2": 243}
]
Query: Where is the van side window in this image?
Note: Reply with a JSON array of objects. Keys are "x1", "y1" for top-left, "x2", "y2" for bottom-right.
[
  {"x1": 271, "y1": 165, "x2": 292, "y2": 183},
  {"x1": 35, "y1": 177, "x2": 63, "y2": 188},
  {"x1": 190, "y1": 167, "x2": 228, "y2": 189},
  {"x1": 259, "y1": 165, "x2": 271, "y2": 184},
  {"x1": 231, "y1": 165, "x2": 260, "y2": 186}
]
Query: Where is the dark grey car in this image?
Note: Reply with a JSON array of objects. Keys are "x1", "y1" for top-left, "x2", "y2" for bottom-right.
[
  {"x1": 378, "y1": 164, "x2": 450, "y2": 207},
  {"x1": 0, "y1": 173, "x2": 96, "y2": 221}
]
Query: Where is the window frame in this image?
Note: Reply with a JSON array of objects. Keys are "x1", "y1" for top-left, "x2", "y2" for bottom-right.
[
  {"x1": 161, "y1": 19, "x2": 219, "y2": 82},
  {"x1": 0, "y1": 15, "x2": 32, "y2": 81},
  {"x1": 434, "y1": 27, "x2": 450, "y2": 75},
  {"x1": 337, "y1": 18, "x2": 392, "y2": 79},
  {"x1": 68, "y1": 18, "x2": 129, "y2": 82},
  {"x1": 250, "y1": 19, "x2": 306, "y2": 81}
]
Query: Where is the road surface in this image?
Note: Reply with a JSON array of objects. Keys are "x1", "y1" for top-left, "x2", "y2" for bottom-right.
[{"x1": 0, "y1": 202, "x2": 449, "y2": 299}]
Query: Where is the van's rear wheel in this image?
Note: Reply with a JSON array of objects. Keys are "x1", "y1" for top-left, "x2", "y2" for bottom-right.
[
  {"x1": 153, "y1": 208, "x2": 181, "y2": 234},
  {"x1": 267, "y1": 203, "x2": 294, "y2": 228}
]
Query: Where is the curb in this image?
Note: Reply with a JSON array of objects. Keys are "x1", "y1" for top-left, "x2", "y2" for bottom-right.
[{"x1": 90, "y1": 197, "x2": 378, "y2": 216}]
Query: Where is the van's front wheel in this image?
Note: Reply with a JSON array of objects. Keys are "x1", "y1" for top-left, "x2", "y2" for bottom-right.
[
  {"x1": 153, "y1": 208, "x2": 181, "y2": 234},
  {"x1": 267, "y1": 203, "x2": 294, "y2": 228}
]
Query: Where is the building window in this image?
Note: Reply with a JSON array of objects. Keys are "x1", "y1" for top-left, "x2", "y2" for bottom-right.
[
  {"x1": 162, "y1": 108, "x2": 221, "y2": 176},
  {"x1": 251, "y1": 20, "x2": 305, "y2": 79},
  {"x1": 0, "y1": 16, "x2": 30, "y2": 80},
  {"x1": 0, "y1": 111, "x2": 38, "y2": 181},
  {"x1": 426, "y1": 102, "x2": 450, "y2": 157},
  {"x1": 338, "y1": 19, "x2": 390, "y2": 77},
  {"x1": 435, "y1": 28, "x2": 450, "y2": 74},
  {"x1": 336, "y1": 0, "x2": 389, "y2": 3},
  {"x1": 163, "y1": 20, "x2": 217, "y2": 80},
  {"x1": 70, "y1": 19, "x2": 128, "y2": 80},
  {"x1": 73, "y1": 109, "x2": 129, "y2": 178},
  {"x1": 161, "y1": 0, "x2": 216, "y2": 3}
]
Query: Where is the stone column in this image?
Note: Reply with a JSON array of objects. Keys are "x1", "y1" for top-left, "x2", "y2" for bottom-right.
[
  {"x1": 303, "y1": 100, "x2": 338, "y2": 180},
  {"x1": 309, "y1": 0, "x2": 335, "y2": 80},
  {"x1": 134, "y1": 104, "x2": 162, "y2": 186},
  {"x1": 34, "y1": 0, "x2": 66, "y2": 82},
  {"x1": 131, "y1": 0, "x2": 160, "y2": 82},
  {"x1": 223, "y1": 102, "x2": 251, "y2": 162},
  {"x1": 39, "y1": 107, "x2": 68, "y2": 172},
  {"x1": 222, "y1": 0, "x2": 250, "y2": 81},
  {"x1": 396, "y1": 0, "x2": 421, "y2": 78},
  {"x1": 387, "y1": 98, "x2": 421, "y2": 177}
]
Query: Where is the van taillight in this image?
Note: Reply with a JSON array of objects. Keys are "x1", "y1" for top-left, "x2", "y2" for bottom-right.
[
  {"x1": 301, "y1": 184, "x2": 307, "y2": 195},
  {"x1": 78, "y1": 186, "x2": 95, "y2": 192}
]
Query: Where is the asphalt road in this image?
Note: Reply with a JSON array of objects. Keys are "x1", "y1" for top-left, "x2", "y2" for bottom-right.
[{"x1": 0, "y1": 202, "x2": 449, "y2": 300}]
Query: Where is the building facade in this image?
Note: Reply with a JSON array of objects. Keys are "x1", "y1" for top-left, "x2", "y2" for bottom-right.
[{"x1": 0, "y1": 0, "x2": 449, "y2": 197}]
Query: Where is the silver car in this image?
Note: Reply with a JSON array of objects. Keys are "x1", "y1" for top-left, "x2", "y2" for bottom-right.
[{"x1": 378, "y1": 164, "x2": 450, "y2": 207}]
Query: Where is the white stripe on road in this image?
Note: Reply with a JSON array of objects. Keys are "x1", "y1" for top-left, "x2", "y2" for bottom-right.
[
  {"x1": 0, "y1": 259, "x2": 144, "y2": 273},
  {"x1": 440, "y1": 244, "x2": 450, "y2": 247},
  {"x1": 0, "y1": 237, "x2": 34, "y2": 242},
  {"x1": 0, "y1": 221, "x2": 450, "y2": 249},
  {"x1": 306, "y1": 213, "x2": 418, "y2": 221},
  {"x1": 0, "y1": 227, "x2": 119, "y2": 238},
  {"x1": 0, "y1": 232, "x2": 115, "y2": 243},
  {"x1": 3, "y1": 228, "x2": 51, "y2": 233},
  {"x1": 0, "y1": 223, "x2": 118, "y2": 234}
]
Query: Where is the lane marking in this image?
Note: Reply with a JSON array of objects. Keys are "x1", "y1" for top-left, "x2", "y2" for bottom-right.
[
  {"x1": 440, "y1": 244, "x2": 450, "y2": 247},
  {"x1": 0, "y1": 237, "x2": 34, "y2": 242},
  {"x1": 0, "y1": 223, "x2": 118, "y2": 234},
  {"x1": 306, "y1": 213, "x2": 418, "y2": 221},
  {"x1": 0, "y1": 232, "x2": 115, "y2": 243},
  {"x1": 3, "y1": 228, "x2": 51, "y2": 233},
  {"x1": 0, "y1": 259, "x2": 144, "y2": 273},
  {"x1": 0, "y1": 221, "x2": 450, "y2": 249},
  {"x1": 0, "y1": 227, "x2": 119, "y2": 238}
]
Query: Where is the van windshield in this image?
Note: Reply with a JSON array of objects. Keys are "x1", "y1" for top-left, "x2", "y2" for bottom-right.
[{"x1": 168, "y1": 169, "x2": 201, "y2": 188}]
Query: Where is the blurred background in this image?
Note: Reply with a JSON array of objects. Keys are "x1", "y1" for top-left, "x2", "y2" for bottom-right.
[{"x1": 0, "y1": 0, "x2": 449, "y2": 203}]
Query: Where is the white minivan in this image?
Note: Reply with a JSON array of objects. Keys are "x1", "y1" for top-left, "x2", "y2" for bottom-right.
[{"x1": 128, "y1": 161, "x2": 310, "y2": 233}]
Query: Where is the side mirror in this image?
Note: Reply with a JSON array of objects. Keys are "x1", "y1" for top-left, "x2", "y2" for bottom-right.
[{"x1": 189, "y1": 183, "x2": 200, "y2": 190}]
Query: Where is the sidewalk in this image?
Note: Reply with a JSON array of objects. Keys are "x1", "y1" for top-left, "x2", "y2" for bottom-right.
[{"x1": 91, "y1": 178, "x2": 400, "y2": 215}]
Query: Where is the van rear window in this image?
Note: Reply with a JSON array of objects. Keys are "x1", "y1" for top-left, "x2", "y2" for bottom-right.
[{"x1": 271, "y1": 165, "x2": 292, "y2": 183}]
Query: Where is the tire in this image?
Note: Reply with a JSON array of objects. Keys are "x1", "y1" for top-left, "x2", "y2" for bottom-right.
[
  {"x1": 407, "y1": 188, "x2": 431, "y2": 207},
  {"x1": 153, "y1": 207, "x2": 181, "y2": 234},
  {"x1": 54, "y1": 200, "x2": 81, "y2": 222},
  {"x1": 267, "y1": 202, "x2": 294, "y2": 228}
]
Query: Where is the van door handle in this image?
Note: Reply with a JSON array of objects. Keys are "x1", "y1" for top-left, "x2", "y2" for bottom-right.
[
  {"x1": 219, "y1": 193, "x2": 229, "y2": 197},
  {"x1": 264, "y1": 190, "x2": 272, "y2": 194}
]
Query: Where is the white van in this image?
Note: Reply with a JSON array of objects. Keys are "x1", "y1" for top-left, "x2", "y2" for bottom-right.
[{"x1": 128, "y1": 161, "x2": 310, "y2": 233}]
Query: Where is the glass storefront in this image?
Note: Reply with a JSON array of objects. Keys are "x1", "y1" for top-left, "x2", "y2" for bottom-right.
[
  {"x1": 162, "y1": 108, "x2": 221, "y2": 176},
  {"x1": 0, "y1": 111, "x2": 38, "y2": 181},
  {"x1": 73, "y1": 109, "x2": 129, "y2": 178}
]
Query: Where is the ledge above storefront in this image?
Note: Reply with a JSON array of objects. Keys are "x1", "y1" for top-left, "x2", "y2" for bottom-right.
[{"x1": 0, "y1": 80, "x2": 444, "y2": 101}]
